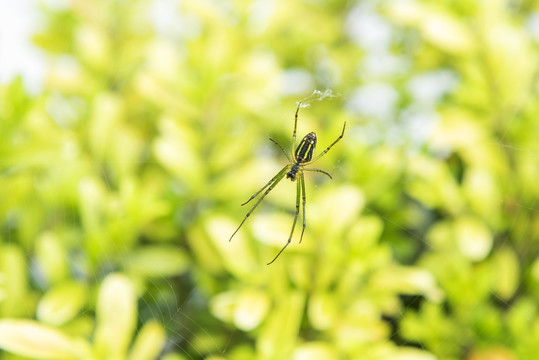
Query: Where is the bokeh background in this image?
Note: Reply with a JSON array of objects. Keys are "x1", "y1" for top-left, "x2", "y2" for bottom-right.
[{"x1": 2, "y1": 0, "x2": 539, "y2": 359}]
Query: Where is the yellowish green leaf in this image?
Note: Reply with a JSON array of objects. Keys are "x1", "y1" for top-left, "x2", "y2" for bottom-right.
[
  {"x1": 127, "y1": 320, "x2": 166, "y2": 360},
  {"x1": 95, "y1": 274, "x2": 137, "y2": 359},
  {"x1": 492, "y1": 246, "x2": 520, "y2": 300},
  {"x1": 454, "y1": 216, "x2": 492, "y2": 261},
  {"x1": 0, "y1": 319, "x2": 83, "y2": 360},
  {"x1": 122, "y1": 246, "x2": 189, "y2": 278},
  {"x1": 37, "y1": 282, "x2": 87, "y2": 326},
  {"x1": 292, "y1": 342, "x2": 337, "y2": 360}
]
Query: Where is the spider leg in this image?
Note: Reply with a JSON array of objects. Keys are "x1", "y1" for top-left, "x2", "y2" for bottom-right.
[
  {"x1": 299, "y1": 173, "x2": 306, "y2": 243},
  {"x1": 269, "y1": 138, "x2": 292, "y2": 162},
  {"x1": 241, "y1": 165, "x2": 290, "y2": 206},
  {"x1": 305, "y1": 121, "x2": 346, "y2": 164},
  {"x1": 291, "y1": 102, "x2": 301, "y2": 154},
  {"x1": 267, "y1": 176, "x2": 301, "y2": 265},
  {"x1": 303, "y1": 168, "x2": 333, "y2": 179},
  {"x1": 230, "y1": 166, "x2": 288, "y2": 242}
]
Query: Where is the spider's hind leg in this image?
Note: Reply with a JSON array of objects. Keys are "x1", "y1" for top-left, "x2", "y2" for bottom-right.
[
  {"x1": 241, "y1": 165, "x2": 290, "y2": 206},
  {"x1": 230, "y1": 165, "x2": 289, "y2": 242},
  {"x1": 267, "y1": 174, "x2": 302, "y2": 265},
  {"x1": 299, "y1": 173, "x2": 306, "y2": 243}
]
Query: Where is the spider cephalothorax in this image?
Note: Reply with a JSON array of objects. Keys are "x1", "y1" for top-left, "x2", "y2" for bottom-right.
[{"x1": 230, "y1": 102, "x2": 346, "y2": 264}]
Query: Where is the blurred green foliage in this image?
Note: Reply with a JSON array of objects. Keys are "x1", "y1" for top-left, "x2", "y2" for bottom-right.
[{"x1": 1, "y1": 0, "x2": 539, "y2": 359}]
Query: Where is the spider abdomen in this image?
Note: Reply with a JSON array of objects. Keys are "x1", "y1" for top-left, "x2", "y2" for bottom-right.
[{"x1": 295, "y1": 132, "x2": 317, "y2": 163}]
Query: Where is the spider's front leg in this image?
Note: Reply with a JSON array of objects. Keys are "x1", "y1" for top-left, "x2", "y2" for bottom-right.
[
  {"x1": 269, "y1": 138, "x2": 292, "y2": 162},
  {"x1": 305, "y1": 121, "x2": 346, "y2": 164},
  {"x1": 291, "y1": 101, "x2": 302, "y2": 154}
]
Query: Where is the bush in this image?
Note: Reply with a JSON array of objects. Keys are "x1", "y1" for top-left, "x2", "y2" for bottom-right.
[{"x1": 1, "y1": 1, "x2": 538, "y2": 359}]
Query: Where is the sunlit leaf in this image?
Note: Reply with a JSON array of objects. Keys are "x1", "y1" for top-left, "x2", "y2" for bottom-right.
[
  {"x1": 37, "y1": 282, "x2": 87, "y2": 326},
  {"x1": 232, "y1": 291, "x2": 268, "y2": 331},
  {"x1": 292, "y1": 342, "x2": 337, "y2": 360},
  {"x1": 35, "y1": 232, "x2": 69, "y2": 286},
  {"x1": 122, "y1": 246, "x2": 189, "y2": 278},
  {"x1": 308, "y1": 292, "x2": 338, "y2": 330},
  {"x1": 454, "y1": 216, "x2": 493, "y2": 261},
  {"x1": 0, "y1": 245, "x2": 29, "y2": 317},
  {"x1": 258, "y1": 291, "x2": 305, "y2": 359},
  {"x1": 127, "y1": 320, "x2": 166, "y2": 360},
  {"x1": 95, "y1": 273, "x2": 137, "y2": 359},
  {"x1": 0, "y1": 319, "x2": 84, "y2": 360},
  {"x1": 492, "y1": 246, "x2": 520, "y2": 300}
]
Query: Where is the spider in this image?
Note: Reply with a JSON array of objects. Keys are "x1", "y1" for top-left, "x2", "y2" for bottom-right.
[{"x1": 229, "y1": 102, "x2": 346, "y2": 265}]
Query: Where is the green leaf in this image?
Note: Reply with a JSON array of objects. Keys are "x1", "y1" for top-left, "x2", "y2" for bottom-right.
[
  {"x1": 291, "y1": 342, "x2": 338, "y2": 360},
  {"x1": 0, "y1": 245, "x2": 29, "y2": 317},
  {"x1": 94, "y1": 273, "x2": 137, "y2": 359},
  {"x1": 127, "y1": 320, "x2": 166, "y2": 360},
  {"x1": 122, "y1": 246, "x2": 189, "y2": 278},
  {"x1": 0, "y1": 319, "x2": 86, "y2": 360},
  {"x1": 35, "y1": 232, "x2": 69, "y2": 285},
  {"x1": 258, "y1": 290, "x2": 305, "y2": 359},
  {"x1": 37, "y1": 281, "x2": 87, "y2": 326},
  {"x1": 454, "y1": 216, "x2": 493, "y2": 261},
  {"x1": 492, "y1": 246, "x2": 520, "y2": 300}
]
